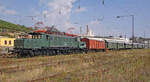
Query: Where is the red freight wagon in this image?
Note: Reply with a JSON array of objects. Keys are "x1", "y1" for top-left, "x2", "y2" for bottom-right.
[{"x1": 81, "y1": 38, "x2": 106, "y2": 51}]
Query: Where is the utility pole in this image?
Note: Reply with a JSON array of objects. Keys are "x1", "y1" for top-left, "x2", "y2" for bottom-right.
[
  {"x1": 131, "y1": 15, "x2": 134, "y2": 43},
  {"x1": 144, "y1": 31, "x2": 145, "y2": 48},
  {"x1": 80, "y1": 26, "x2": 82, "y2": 35},
  {"x1": 125, "y1": 34, "x2": 126, "y2": 39},
  {"x1": 86, "y1": 25, "x2": 89, "y2": 35},
  {"x1": 102, "y1": 0, "x2": 104, "y2": 5},
  {"x1": 116, "y1": 15, "x2": 135, "y2": 45}
]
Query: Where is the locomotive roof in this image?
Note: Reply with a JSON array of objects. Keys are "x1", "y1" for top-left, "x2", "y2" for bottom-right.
[
  {"x1": 29, "y1": 32, "x2": 42, "y2": 35},
  {"x1": 29, "y1": 32, "x2": 79, "y2": 38},
  {"x1": 47, "y1": 34, "x2": 78, "y2": 38}
]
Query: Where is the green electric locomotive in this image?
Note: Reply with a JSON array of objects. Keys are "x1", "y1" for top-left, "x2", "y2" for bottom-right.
[{"x1": 14, "y1": 32, "x2": 87, "y2": 57}]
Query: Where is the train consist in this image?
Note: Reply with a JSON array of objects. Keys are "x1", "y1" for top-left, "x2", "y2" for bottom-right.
[
  {"x1": 82, "y1": 37, "x2": 144, "y2": 51},
  {"x1": 13, "y1": 32, "x2": 145, "y2": 57}
]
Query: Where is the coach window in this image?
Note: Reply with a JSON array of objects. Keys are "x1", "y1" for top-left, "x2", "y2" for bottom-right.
[
  {"x1": 9, "y1": 40, "x2": 11, "y2": 45},
  {"x1": 4, "y1": 40, "x2": 7, "y2": 45}
]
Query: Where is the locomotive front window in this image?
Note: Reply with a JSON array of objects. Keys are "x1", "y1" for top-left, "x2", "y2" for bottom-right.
[
  {"x1": 81, "y1": 43, "x2": 85, "y2": 46},
  {"x1": 32, "y1": 35, "x2": 35, "y2": 39},
  {"x1": 32, "y1": 35, "x2": 42, "y2": 39},
  {"x1": 38, "y1": 35, "x2": 40, "y2": 39}
]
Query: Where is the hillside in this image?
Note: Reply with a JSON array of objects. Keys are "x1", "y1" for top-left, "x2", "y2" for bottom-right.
[{"x1": 0, "y1": 19, "x2": 31, "y2": 32}]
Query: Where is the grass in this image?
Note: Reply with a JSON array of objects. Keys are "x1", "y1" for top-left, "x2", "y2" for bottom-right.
[
  {"x1": 0, "y1": 19, "x2": 31, "y2": 32},
  {"x1": 0, "y1": 49, "x2": 150, "y2": 82}
]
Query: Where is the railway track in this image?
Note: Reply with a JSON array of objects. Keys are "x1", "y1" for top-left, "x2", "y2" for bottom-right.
[
  {"x1": 0, "y1": 54, "x2": 104, "y2": 73},
  {"x1": 0, "y1": 54, "x2": 133, "y2": 74},
  {"x1": 0, "y1": 56, "x2": 102, "y2": 74},
  {"x1": 28, "y1": 56, "x2": 140, "y2": 82},
  {"x1": 0, "y1": 53, "x2": 17, "y2": 58},
  {"x1": 0, "y1": 53, "x2": 87, "y2": 64},
  {"x1": 0, "y1": 54, "x2": 112, "y2": 74},
  {"x1": 0, "y1": 58, "x2": 79, "y2": 74},
  {"x1": 0, "y1": 51, "x2": 145, "y2": 82},
  {"x1": 0, "y1": 57, "x2": 51, "y2": 65},
  {"x1": 0, "y1": 50, "x2": 140, "y2": 64},
  {"x1": 0, "y1": 55, "x2": 80, "y2": 66}
]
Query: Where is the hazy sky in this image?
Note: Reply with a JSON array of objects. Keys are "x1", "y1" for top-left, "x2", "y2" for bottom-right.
[{"x1": 0, "y1": 0, "x2": 150, "y2": 38}]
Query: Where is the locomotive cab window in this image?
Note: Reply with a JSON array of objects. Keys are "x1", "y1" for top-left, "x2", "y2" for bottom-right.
[
  {"x1": 32, "y1": 35, "x2": 42, "y2": 39},
  {"x1": 81, "y1": 43, "x2": 85, "y2": 46},
  {"x1": 37, "y1": 35, "x2": 41, "y2": 39}
]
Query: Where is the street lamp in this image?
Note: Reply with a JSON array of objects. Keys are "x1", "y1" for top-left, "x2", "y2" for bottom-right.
[{"x1": 116, "y1": 15, "x2": 135, "y2": 44}]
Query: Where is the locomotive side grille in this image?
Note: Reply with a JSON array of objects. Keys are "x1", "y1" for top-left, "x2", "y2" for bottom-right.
[{"x1": 14, "y1": 39, "x2": 24, "y2": 48}]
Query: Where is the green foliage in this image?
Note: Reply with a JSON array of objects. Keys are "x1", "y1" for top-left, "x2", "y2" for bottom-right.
[{"x1": 0, "y1": 19, "x2": 31, "y2": 32}]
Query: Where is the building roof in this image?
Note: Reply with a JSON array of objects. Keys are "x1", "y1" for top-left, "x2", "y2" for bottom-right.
[
  {"x1": 0, "y1": 36, "x2": 6, "y2": 38},
  {"x1": 0, "y1": 36, "x2": 15, "y2": 39}
]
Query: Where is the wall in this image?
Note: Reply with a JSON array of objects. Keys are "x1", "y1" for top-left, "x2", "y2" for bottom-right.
[{"x1": 0, "y1": 37, "x2": 16, "y2": 47}]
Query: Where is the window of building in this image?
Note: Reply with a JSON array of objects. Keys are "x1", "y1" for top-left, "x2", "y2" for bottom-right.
[
  {"x1": 4, "y1": 40, "x2": 7, "y2": 45},
  {"x1": 9, "y1": 40, "x2": 11, "y2": 45}
]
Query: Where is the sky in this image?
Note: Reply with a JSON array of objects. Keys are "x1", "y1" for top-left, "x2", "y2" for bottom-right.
[{"x1": 0, "y1": 0, "x2": 150, "y2": 38}]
